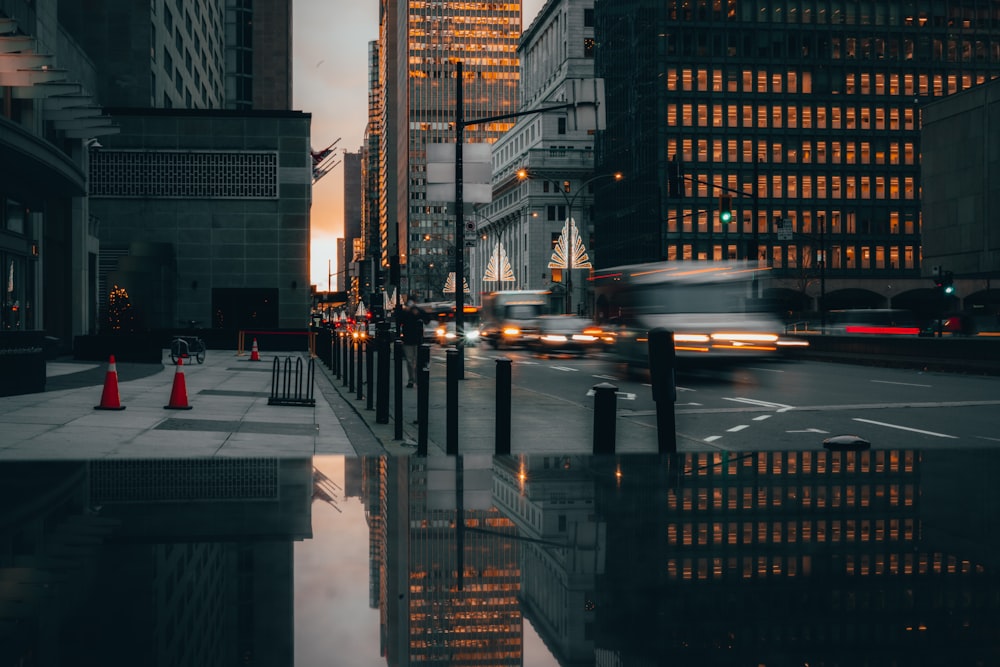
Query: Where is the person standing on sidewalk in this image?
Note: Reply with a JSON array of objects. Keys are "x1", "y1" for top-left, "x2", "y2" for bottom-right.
[{"x1": 400, "y1": 301, "x2": 424, "y2": 388}]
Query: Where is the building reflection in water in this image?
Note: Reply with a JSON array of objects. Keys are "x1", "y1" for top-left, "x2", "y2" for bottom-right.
[
  {"x1": 362, "y1": 449, "x2": 1000, "y2": 666},
  {"x1": 0, "y1": 458, "x2": 313, "y2": 666},
  {"x1": 2, "y1": 450, "x2": 999, "y2": 665}
]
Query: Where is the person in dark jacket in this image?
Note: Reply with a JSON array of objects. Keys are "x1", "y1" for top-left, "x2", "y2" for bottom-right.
[{"x1": 399, "y1": 302, "x2": 424, "y2": 387}]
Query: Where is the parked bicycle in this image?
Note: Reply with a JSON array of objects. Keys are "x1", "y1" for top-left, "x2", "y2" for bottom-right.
[{"x1": 170, "y1": 320, "x2": 207, "y2": 365}]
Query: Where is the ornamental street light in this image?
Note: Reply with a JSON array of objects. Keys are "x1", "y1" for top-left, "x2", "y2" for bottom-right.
[
  {"x1": 517, "y1": 169, "x2": 623, "y2": 314},
  {"x1": 448, "y1": 60, "x2": 603, "y2": 378}
]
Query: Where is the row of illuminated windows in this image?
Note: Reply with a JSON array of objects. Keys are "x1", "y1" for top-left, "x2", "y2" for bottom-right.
[
  {"x1": 666, "y1": 549, "x2": 970, "y2": 582},
  {"x1": 668, "y1": 517, "x2": 916, "y2": 548},
  {"x1": 670, "y1": 482, "x2": 915, "y2": 513},
  {"x1": 668, "y1": 243, "x2": 920, "y2": 271},
  {"x1": 672, "y1": 174, "x2": 918, "y2": 202},
  {"x1": 670, "y1": 210, "x2": 918, "y2": 237},
  {"x1": 681, "y1": 450, "x2": 916, "y2": 476},
  {"x1": 670, "y1": 103, "x2": 918, "y2": 132},
  {"x1": 410, "y1": 69, "x2": 519, "y2": 79},
  {"x1": 671, "y1": 139, "x2": 917, "y2": 169},
  {"x1": 667, "y1": 0, "x2": 1000, "y2": 27},
  {"x1": 670, "y1": 68, "x2": 991, "y2": 98}
]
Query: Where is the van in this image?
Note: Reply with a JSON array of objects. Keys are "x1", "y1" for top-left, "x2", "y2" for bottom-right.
[{"x1": 480, "y1": 290, "x2": 550, "y2": 348}]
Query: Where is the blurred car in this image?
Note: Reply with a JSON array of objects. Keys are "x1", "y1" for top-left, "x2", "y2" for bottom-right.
[
  {"x1": 821, "y1": 309, "x2": 922, "y2": 335},
  {"x1": 924, "y1": 313, "x2": 976, "y2": 336},
  {"x1": 526, "y1": 315, "x2": 605, "y2": 355},
  {"x1": 433, "y1": 320, "x2": 481, "y2": 347}
]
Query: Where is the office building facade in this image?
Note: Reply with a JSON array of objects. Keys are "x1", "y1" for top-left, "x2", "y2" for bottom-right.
[
  {"x1": 377, "y1": 0, "x2": 521, "y2": 300},
  {"x1": 471, "y1": 0, "x2": 603, "y2": 314},
  {"x1": 594, "y1": 0, "x2": 1000, "y2": 312}
]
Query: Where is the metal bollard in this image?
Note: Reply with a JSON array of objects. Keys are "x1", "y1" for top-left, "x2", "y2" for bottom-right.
[
  {"x1": 366, "y1": 337, "x2": 375, "y2": 410},
  {"x1": 393, "y1": 340, "x2": 404, "y2": 440},
  {"x1": 446, "y1": 348, "x2": 459, "y2": 455},
  {"x1": 375, "y1": 322, "x2": 390, "y2": 423},
  {"x1": 592, "y1": 382, "x2": 618, "y2": 455},
  {"x1": 348, "y1": 336, "x2": 356, "y2": 393},
  {"x1": 342, "y1": 333, "x2": 349, "y2": 387},
  {"x1": 647, "y1": 328, "x2": 678, "y2": 453},
  {"x1": 332, "y1": 331, "x2": 340, "y2": 377},
  {"x1": 417, "y1": 364, "x2": 429, "y2": 456},
  {"x1": 495, "y1": 358, "x2": 512, "y2": 455},
  {"x1": 356, "y1": 337, "x2": 365, "y2": 400}
]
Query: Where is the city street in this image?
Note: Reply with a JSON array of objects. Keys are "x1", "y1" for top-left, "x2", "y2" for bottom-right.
[{"x1": 404, "y1": 346, "x2": 1000, "y2": 452}]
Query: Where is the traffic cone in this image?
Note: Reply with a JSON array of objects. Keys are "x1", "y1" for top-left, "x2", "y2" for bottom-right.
[
  {"x1": 249, "y1": 338, "x2": 261, "y2": 361},
  {"x1": 164, "y1": 358, "x2": 193, "y2": 410},
  {"x1": 94, "y1": 355, "x2": 126, "y2": 410}
]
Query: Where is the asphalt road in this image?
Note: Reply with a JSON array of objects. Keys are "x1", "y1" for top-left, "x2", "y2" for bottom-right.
[{"x1": 447, "y1": 345, "x2": 1000, "y2": 451}]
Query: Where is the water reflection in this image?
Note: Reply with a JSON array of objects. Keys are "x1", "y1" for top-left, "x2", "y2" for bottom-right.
[{"x1": 2, "y1": 451, "x2": 999, "y2": 665}]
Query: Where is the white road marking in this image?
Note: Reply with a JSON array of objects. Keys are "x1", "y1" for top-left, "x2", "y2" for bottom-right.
[
  {"x1": 727, "y1": 424, "x2": 749, "y2": 432},
  {"x1": 592, "y1": 374, "x2": 619, "y2": 381},
  {"x1": 585, "y1": 389, "x2": 636, "y2": 400},
  {"x1": 786, "y1": 428, "x2": 830, "y2": 434},
  {"x1": 852, "y1": 418, "x2": 958, "y2": 439},
  {"x1": 752, "y1": 415, "x2": 772, "y2": 421},
  {"x1": 976, "y1": 435, "x2": 1000, "y2": 443},
  {"x1": 724, "y1": 397, "x2": 795, "y2": 412},
  {"x1": 871, "y1": 380, "x2": 932, "y2": 388},
  {"x1": 704, "y1": 435, "x2": 722, "y2": 442},
  {"x1": 677, "y1": 402, "x2": 703, "y2": 407},
  {"x1": 676, "y1": 386, "x2": 695, "y2": 392},
  {"x1": 747, "y1": 366, "x2": 785, "y2": 373},
  {"x1": 551, "y1": 366, "x2": 579, "y2": 372}
]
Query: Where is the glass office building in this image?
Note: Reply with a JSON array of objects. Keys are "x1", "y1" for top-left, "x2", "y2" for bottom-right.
[
  {"x1": 594, "y1": 1, "x2": 1000, "y2": 298},
  {"x1": 382, "y1": 1, "x2": 521, "y2": 298}
]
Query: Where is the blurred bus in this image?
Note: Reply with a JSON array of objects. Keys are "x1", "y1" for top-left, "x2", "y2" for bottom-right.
[{"x1": 592, "y1": 261, "x2": 794, "y2": 369}]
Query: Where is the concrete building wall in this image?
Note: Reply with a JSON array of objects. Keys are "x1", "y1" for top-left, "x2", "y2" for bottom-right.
[
  {"x1": 89, "y1": 109, "x2": 312, "y2": 330},
  {"x1": 922, "y1": 79, "x2": 1000, "y2": 280}
]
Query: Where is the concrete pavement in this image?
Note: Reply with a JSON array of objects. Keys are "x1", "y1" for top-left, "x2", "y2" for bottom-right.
[{"x1": 0, "y1": 343, "x2": 704, "y2": 461}]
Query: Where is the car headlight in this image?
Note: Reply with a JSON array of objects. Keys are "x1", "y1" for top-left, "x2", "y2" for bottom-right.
[
  {"x1": 502, "y1": 327, "x2": 520, "y2": 336},
  {"x1": 541, "y1": 334, "x2": 568, "y2": 343}
]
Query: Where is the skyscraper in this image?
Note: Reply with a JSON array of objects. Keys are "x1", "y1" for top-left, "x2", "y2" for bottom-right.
[
  {"x1": 594, "y1": 1, "x2": 1000, "y2": 312},
  {"x1": 377, "y1": 0, "x2": 522, "y2": 298}
]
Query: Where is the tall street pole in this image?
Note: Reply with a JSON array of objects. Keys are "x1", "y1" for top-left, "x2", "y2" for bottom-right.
[{"x1": 454, "y1": 61, "x2": 466, "y2": 379}]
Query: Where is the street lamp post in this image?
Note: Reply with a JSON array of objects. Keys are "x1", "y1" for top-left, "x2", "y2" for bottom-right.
[
  {"x1": 518, "y1": 170, "x2": 622, "y2": 314},
  {"x1": 450, "y1": 60, "x2": 597, "y2": 377},
  {"x1": 818, "y1": 214, "x2": 827, "y2": 331}
]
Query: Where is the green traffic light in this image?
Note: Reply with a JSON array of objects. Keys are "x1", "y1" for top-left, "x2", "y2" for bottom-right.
[{"x1": 720, "y1": 209, "x2": 732, "y2": 224}]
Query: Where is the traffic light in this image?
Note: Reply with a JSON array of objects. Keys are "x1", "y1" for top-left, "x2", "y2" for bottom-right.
[
  {"x1": 942, "y1": 271, "x2": 955, "y2": 295},
  {"x1": 719, "y1": 196, "x2": 733, "y2": 224},
  {"x1": 933, "y1": 269, "x2": 955, "y2": 295}
]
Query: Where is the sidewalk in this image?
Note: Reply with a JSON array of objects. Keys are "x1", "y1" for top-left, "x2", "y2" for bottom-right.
[
  {"x1": 0, "y1": 346, "x2": 706, "y2": 461},
  {"x1": 0, "y1": 350, "x2": 358, "y2": 460}
]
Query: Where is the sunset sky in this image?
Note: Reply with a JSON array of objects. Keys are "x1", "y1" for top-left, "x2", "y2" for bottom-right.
[{"x1": 293, "y1": 0, "x2": 547, "y2": 290}]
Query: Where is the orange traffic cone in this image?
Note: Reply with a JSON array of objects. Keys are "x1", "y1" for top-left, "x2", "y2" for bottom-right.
[
  {"x1": 94, "y1": 355, "x2": 126, "y2": 410},
  {"x1": 249, "y1": 338, "x2": 261, "y2": 361},
  {"x1": 164, "y1": 358, "x2": 193, "y2": 410}
]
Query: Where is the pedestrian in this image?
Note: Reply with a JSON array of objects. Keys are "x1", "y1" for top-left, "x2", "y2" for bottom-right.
[{"x1": 400, "y1": 302, "x2": 424, "y2": 387}]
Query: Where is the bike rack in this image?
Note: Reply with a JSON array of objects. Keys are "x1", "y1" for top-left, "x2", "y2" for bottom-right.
[{"x1": 268, "y1": 356, "x2": 316, "y2": 406}]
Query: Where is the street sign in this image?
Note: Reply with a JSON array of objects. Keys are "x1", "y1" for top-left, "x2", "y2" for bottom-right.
[{"x1": 776, "y1": 218, "x2": 793, "y2": 241}]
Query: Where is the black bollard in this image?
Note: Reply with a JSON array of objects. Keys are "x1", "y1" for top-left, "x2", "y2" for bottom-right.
[
  {"x1": 592, "y1": 382, "x2": 618, "y2": 455},
  {"x1": 348, "y1": 336, "x2": 356, "y2": 393},
  {"x1": 446, "y1": 348, "x2": 459, "y2": 455},
  {"x1": 393, "y1": 340, "x2": 404, "y2": 440},
  {"x1": 495, "y1": 358, "x2": 512, "y2": 455},
  {"x1": 375, "y1": 323, "x2": 390, "y2": 424},
  {"x1": 647, "y1": 328, "x2": 678, "y2": 453},
  {"x1": 332, "y1": 331, "x2": 340, "y2": 377},
  {"x1": 342, "y1": 333, "x2": 350, "y2": 387},
  {"x1": 356, "y1": 337, "x2": 364, "y2": 400},
  {"x1": 366, "y1": 336, "x2": 375, "y2": 410},
  {"x1": 417, "y1": 364, "x2": 429, "y2": 456}
]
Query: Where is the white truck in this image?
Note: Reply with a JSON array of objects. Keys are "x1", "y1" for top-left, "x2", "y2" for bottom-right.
[{"x1": 479, "y1": 290, "x2": 551, "y2": 349}]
